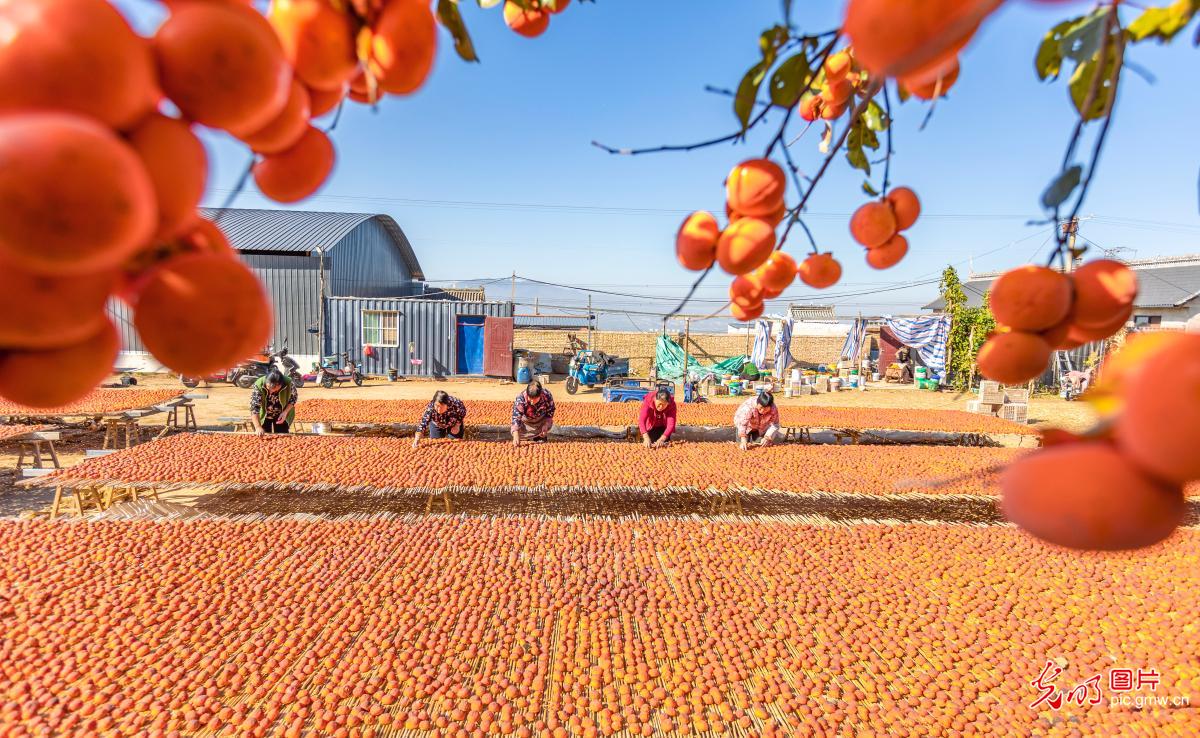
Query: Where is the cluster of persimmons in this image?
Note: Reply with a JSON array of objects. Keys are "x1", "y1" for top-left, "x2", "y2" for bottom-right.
[
  {"x1": 2, "y1": 517, "x2": 1196, "y2": 737},
  {"x1": 1002, "y1": 331, "x2": 1200, "y2": 551},
  {"x1": 0, "y1": 0, "x2": 452, "y2": 409}
]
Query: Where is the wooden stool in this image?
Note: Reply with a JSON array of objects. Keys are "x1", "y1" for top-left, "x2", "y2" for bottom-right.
[
  {"x1": 49, "y1": 486, "x2": 104, "y2": 519},
  {"x1": 100, "y1": 485, "x2": 159, "y2": 509},
  {"x1": 102, "y1": 419, "x2": 142, "y2": 449},
  {"x1": 16, "y1": 439, "x2": 60, "y2": 470},
  {"x1": 166, "y1": 403, "x2": 198, "y2": 432},
  {"x1": 425, "y1": 489, "x2": 454, "y2": 514}
]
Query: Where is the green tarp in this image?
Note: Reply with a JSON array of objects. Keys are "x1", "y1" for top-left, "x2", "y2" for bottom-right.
[{"x1": 655, "y1": 334, "x2": 747, "y2": 380}]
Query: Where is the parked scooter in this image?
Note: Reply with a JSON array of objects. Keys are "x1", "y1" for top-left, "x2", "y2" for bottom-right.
[
  {"x1": 314, "y1": 353, "x2": 364, "y2": 388},
  {"x1": 226, "y1": 342, "x2": 306, "y2": 389}
]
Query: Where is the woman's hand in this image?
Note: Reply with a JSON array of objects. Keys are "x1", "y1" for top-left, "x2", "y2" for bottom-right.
[
  {"x1": 642, "y1": 434, "x2": 652, "y2": 449},
  {"x1": 511, "y1": 431, "x2": 521, "y2": 448},
  {"x1": 411, "y1": 433, "x2": 420, "y2": 450},
  {"x1": 738, "y1": 437, "x2": 749, "y2": 452}
]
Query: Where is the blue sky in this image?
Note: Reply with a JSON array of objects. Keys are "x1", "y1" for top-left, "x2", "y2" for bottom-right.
[{"x1": 118, "y1": 0, "x2": 1200, "y2": 329}]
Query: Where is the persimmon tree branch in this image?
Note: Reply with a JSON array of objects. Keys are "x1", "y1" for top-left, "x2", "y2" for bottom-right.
[{"x1": 591, "y1": 106, "x2": 773, "y2": 156}]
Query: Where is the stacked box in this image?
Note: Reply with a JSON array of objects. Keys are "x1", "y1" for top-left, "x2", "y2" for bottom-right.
[
  {"x1": 1003, "y1": 387, "x2": 1030, "y2": 403},
  {"x1": 999, "y1": 404, "x2": 1029, "y2": 423},
  {"x1": 814, "y1": 376, "x2": 830, "y2": 393},
  {"x1": 979, "y1": 386, "x2": 1004, "y2": 405}
]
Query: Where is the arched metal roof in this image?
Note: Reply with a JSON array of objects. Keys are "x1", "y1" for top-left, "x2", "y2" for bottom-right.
[{"x1": 199, "y1": 207, "x2": 425, "y2": 280}]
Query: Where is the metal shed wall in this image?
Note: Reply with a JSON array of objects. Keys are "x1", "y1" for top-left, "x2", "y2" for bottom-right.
[
  {"x1": 325, "y1": 298, "x2": 513, "y2": 377},
  {"x1": 328, "y1": 219, "x2": 422, "y2": 298},
  {"x1": 241, "y1": 253, "x2": 322, "y2": 356}
]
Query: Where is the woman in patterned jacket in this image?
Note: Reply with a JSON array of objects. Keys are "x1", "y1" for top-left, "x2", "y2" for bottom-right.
[{"x1": 412, "y1": 390, "x2": 468, "y2": 448}]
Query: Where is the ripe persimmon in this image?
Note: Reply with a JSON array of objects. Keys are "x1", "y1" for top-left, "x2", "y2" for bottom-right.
[
  {"x1": 797, "y1": 253, "x2": 842, "y2": 289},
  {"x1": 885, "y1": 187, "x2": 921, "y2": 231},
  {"x1": 0, "y1": 255, "x2": 116, "y2": 350},
  {"x1": 0, "y1": 0, "x2": 157, "y2": 130},
  {"x1": 153, "y1": 1, "x2": 291, "y2": 135},
  {"x1": 716, "y1": 218, "x2": 775, "y2": 275},
  {"x1": 252, "y1": 126, "x2": 335, "y2": 203},
  {"x1": 820, "y1": 79, "x2": 854, "y2": 107},
  {"x1": 821, "y1": 100, "x2": 848, "y2": 119},
  {"x1": 901, "y1": 58, "x2": 960, "y2": 100},
  {"x1": 0, "y1": 317, "x2": 120, "y2": 408},
  {"x1": 675, "y1": 211, "x2": 720, "y2": 271},
  {"x1": 268, "y1": 0, "x2": 358, "y2": 92},
  {"x1": 824, "y1": 50, "x2": 853, "y2": 80},
  {"x1": 308, "y1": 84, "x2": 347, "y2": 118},
  {"x1": 725, "y1": 159, "x2": 786, "y2": 218},
  {"x1": 1064, "y1": 304, "x2": 1132, "y2": 344},
  {"x1": 1070, "y1": 260, "x2": 1138, "y2": 328},
  {"x1": 132, "y1": 253, "x2": 272, "y2": 375},
  {"x1": 504, "y1": 1, "x2": 550, "y2": 37},
  {"x1": 1115, "y1": 334, "x2": 1200, "y2": 484},
  {"x1": 849, "y1": 201, "x2": 897, "y2": 248},
  {"x1": 865, "y1": 234, "x2": 908, "y2": 269},
  {"x1": 729, "y1": 276, "x2": 763, "y2": 309},
  {"x1": 731, "y1": 301, "x2": 764, "y2": 322},
  {"x1": 127, "y1": 113, "x2": 208, "y2": 240},
  {"x1": 1001, "y1": 441, "x2": 1185, "y2": 551},
  {"x1": 756, "y1": 252, "x2": 797, "y2": 292},
  {"x1": 240, "y1": 79, "x2": 312, "y2": 154},
  {"x1": 988, "y1": 265, "x2": 1073, "y2": 332},
  {"x1": 976, "y1": 330, "x2": 1051, "y2": 385},
  {"x1": 364, "y1": 0, "x2": 438, "y2": 95},
  {"x1": 843, "y1": 0, "x2": 1001, "y2": 79},
  {"x1": 0, "y1": 113, "x2": 155, "y2": 275},
  {"x1": 798, "y1": 95, "x2": 823, "y2": 122}
]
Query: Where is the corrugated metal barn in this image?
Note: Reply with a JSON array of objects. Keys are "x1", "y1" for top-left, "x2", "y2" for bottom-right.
[{"x1": 111, "y1": 208, "x2": 513, "y2": 377}]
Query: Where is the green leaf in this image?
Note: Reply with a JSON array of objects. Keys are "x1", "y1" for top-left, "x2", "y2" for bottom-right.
[
  {"x1": 862, "y1": 100, "x2": 889, "y2": 132},
  {"x1": 862, "y1": 181, "x2": 880, "y2": 197},
  {"x1": 769, "y1": 54, "x2": 812, "y2": 108},
  {"x1": 438, "y1": 0, "x2": 479, "y2": 62},
  {"x1": 1129, "y1": 1, "x2": 1200, "y2": 43},
  {"x1": 1059, "y1": 9, "x2": 1108, "y2": 62},
  {"x1": 1041, "y1": 165, "x2": 1083, "y2": 209},
  {"x1": 1068, "y1": 39, "x2": 1122, "y2": 121},
  {"x1": 733, "y1": 62, "x2": 767, "y2": 130},
  {"x1": 846, "y1": 120, "x2": 871, "y2": 174},
  {"x1": 477, "y1": 0, "x2": 502, "y2": 7},
  {"x1": 1036, "y1": 17, "x2": 1081, "y2": 81}
]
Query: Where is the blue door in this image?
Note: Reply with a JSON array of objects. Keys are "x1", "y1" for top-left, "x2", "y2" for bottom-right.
[{"x1": 456, "y1": 316, "x2": 486, "y2": 374}]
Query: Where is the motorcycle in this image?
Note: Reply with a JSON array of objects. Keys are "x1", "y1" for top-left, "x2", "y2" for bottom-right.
[
  {"x1": 314, "y1": 353, "x2": 364, "y2": 389},
  {"x1": 226, "y1": 342, "x2": 306, "y2": 389}
]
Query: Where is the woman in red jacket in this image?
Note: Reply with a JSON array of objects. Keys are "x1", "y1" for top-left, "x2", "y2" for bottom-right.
[{"x1": 638, "y1": 388, "x2": 677, "y2": 449}]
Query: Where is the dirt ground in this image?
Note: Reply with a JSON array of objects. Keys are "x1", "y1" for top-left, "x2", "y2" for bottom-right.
[{"x1": 0, "y1": 373, "x2": 1098, "y2": 518}]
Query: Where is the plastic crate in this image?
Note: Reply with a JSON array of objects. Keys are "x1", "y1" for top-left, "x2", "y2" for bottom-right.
[
  {"x1": 999, "y1": 403, "x2": 1028, "y2": 424},
  {"x1": 1003, "y1": 387, "x2": 1030, "y2": 403}
]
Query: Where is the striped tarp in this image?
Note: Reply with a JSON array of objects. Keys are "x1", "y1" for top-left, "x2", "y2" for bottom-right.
[
  {"x1": 751, "y1": 319, "x2": 772, "y2": 368},
  {"x1": 838, "y1": 318, "x2": 869, "y2": 363},
  {"x1": 884, "y1": 316, "x2": 951, "y2": 376}
]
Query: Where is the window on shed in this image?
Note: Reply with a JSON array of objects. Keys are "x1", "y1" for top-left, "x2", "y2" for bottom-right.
[
  {"x1": 362, "y1": 310, "x2": 400, "y2": 347},
  {"x1": 1133, "y1": 315, "x2": 1162, "y2": 327}
]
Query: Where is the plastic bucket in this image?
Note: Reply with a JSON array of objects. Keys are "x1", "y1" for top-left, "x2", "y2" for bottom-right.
[
  {"x1": 915, "y1": 367, "x2": 928, "y2": 379},
  {"x1": 516, "y1": 366, "x2": 532, "y2": 384}
]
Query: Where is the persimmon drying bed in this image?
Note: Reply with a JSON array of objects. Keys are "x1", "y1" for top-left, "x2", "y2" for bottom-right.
[
  {"x1": 1, "y1": 518, "x2": 1196, "y2": 737},
  {"x1": 0, "y1": 389, "x2": 184, "y2": 417},
  {"x1": 294, "y1": 399, "x2": 1038, "y2": 436},
  {"x1": 38, "y1": 434, "x2": 1022, "y2": 498},
  {"x1": 0, "y1": 424, "x2": 52, "y2": 442}
]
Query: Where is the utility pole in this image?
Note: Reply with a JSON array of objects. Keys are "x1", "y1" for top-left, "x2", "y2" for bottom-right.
[
  {"x1": 1063, "y1": 217, "x2": 1080, "y2": 272},
  {"x1": 587, "y1": 294, "x2": 593, "y2": 350},
  {"x1": 684, "y1": 318, "x2": 691, "y2": 384},
  {"x1": 510, "y1": 271, "x2": 516, "y2": 305}
]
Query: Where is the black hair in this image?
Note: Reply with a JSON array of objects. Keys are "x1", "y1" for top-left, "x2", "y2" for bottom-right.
[
  {"x1": 527, "y1": 380, "x2": 542, "y2": 397},
  {"x1": 432, "y1": 390, "x2": 449, "y2": 406},
  {"x1": 757, "y1": 390, "x2": 774, "y2": 407},
  {"x1": 265, "y1": 369, "x2": 285, "y2": 388},
  {"x1": 654, "y1": 389, "x2": 671, "y2": 402}
]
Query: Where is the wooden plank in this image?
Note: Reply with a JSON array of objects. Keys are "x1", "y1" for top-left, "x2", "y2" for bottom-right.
[
  {"x1": 183, "y1": 393, "x2": 208, "y2": 400},
  {"x1": 85, "y1": 449, "x2": 119, "y2": 458},
  {"x1": 29, "y1": 431, "x2": 62, "y2": 441},
  {"x1": 21, "y1": 468, "x2": 55, "y2": 478}
]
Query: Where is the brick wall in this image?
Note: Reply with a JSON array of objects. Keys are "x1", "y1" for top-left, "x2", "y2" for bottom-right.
[{"x1": 514, "y1": 329, "x2": 845, "y2": 377}]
